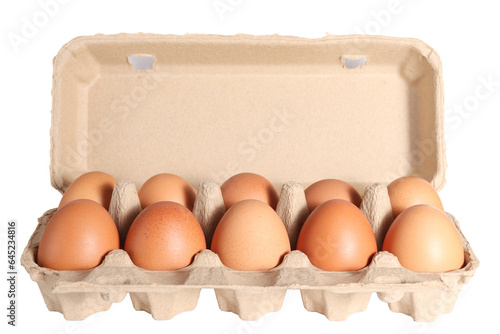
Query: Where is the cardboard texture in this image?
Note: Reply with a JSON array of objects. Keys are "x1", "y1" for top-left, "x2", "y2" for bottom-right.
[{"x1": 22, "y1": 34, "x2": 478, "y2": 321}]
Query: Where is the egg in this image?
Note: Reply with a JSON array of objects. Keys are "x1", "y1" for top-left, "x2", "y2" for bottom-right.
[
  {"x1": 296, "y1": 199, "x2": 377, "y2": 271},
  {"x1": 37, "y1": 199, "x2": 120, "y2": 270},
  {"x1": 305, "y1": 179, "x2": 362, "y2": 212},
  {"x1": 220, "y1": 172, "x2": 279, "y2": 210},
  {"x1": 124, "y1": 201, "x2": 206, "y2": 270},
  {"x1": 387, "y1": 176, "x2": 444, "y2": 218},
  {"x1": 382, "y1": 204, "x2": 464, "y2": 272},
  {"x1": 138, "y1": 173, "x2": 197, "y2": 210},
  {"x1": 59, "y1": 171, "x2": 117, "y2": 210},
  {"x1": 211, "y1": 199, "x2": 290, "y2": 270}
]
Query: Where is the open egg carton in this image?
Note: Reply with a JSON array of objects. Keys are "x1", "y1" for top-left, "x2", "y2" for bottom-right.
[{"x1": 22, "y1": 33, "x2": 478, "y2": 321}]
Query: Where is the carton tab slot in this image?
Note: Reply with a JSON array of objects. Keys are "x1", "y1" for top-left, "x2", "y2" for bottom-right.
[
  {"x1": 128, "y1": 55, "x2": 155, "y2": 70},
  {"x1": 343, "y1": 56, "x2": 368, "y2": 69}
]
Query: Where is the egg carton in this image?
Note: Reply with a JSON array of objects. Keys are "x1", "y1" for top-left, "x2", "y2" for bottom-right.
[
  {"x1": 23, "y1": 34, "x2": 479, "y2": 321},
  {"x1": 21, "y1": 180, "x2": 478, "y2": 321}
]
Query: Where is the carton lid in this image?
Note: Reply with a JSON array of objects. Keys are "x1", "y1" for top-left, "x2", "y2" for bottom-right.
[{"x1": 50, "y1": 34, "x2": 446, "y2": 193}]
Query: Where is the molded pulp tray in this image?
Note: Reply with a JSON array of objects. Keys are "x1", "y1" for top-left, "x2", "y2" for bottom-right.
[{"x1": 22, "y1": 34, "x2": 478, "y2": 321}]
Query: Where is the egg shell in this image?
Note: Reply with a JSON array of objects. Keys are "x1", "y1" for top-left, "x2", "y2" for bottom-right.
[
  {"x1": 59, "y1": 171, "x2": 117, "y2": 210},
  {"x1": 37, "y1": 199, "x2": 120, "y2": 270},
  {"x1": 124, "y1": 201, "x2": 206, "y2": 271},
  {"x1": 387, "y1": 176, "x2": 444, "y2": 218},
  {"x1": 297, "y1": 199, "x2": 377, "y2": 271},
  {"x1": 382, "y1": 204, "x2": 464, "y2": 272},
  {"x1": 138, "y1": 173, "x2": 197, "y2": 210},
  {"x1": 305, "y1": 179, "x2": 362, "y2": 212},
  {"x1": 220, "y1": 172, "x2": 279, "y2": 210},
  {"x1": 211, "y1": 199, "x2": 291, "y2": 271}
]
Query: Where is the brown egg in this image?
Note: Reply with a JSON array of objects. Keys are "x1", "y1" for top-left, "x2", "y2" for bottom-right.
[
  {"x1": 138, "y1": 173, "x2": 197, "y2": 210},
  {"x1": 305, "y1": 179, "x2": 362, "y2": 212},
  {"x1": 220, "y1": 172, "x2": 279, "y2": 210},
  {"x1": 59, "y1": 171, "x2": 117, "y2": 210},
  {"x1": 37, "y1": 199, "x2": 120, "y2": 270},
  {"x1": 382, "y1": 204, "x2": 464, "y2": 272},
  {"x1": 387, "y1": 176, "x2": 444, "y2": 218},
  {"x1": 296, "y1": 199, "x2": 377, "y2": 271},
  {"x1": 211, "y1": 199, "x2": 290, "y2": 270},
  {"x1": 124, "y1": 201, "x2": 206, "y2": 270}
]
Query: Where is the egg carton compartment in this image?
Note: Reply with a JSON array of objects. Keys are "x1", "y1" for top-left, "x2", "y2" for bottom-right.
[
  {"x1": 22, "y1": 179, "x2": 478, "y2": 321},
  {"x1": 359, "y1": 183, "x2": 478, "y2": 321}
]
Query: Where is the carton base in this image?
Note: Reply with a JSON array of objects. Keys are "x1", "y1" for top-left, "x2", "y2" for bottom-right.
[
  {"x1": 130, "y1": 289, "x2": 201, "y2": 320},
  {"x1": 215, "y1": 288, "x2": 286, "y2": 321},
  {"x1": 301, "y1": 290, "x2": 371, "y2": 321}
]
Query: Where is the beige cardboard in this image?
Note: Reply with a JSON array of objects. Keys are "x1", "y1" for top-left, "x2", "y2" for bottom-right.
[
  {"x1": 48, "y1": 33, "x2": 446, "y2": 194},
  {"x1": 22, "y1": 34, "x2": 477, "y2": 321},
  {"x1": 22, "y1": 181, "x2": 478, "y2": 321}
]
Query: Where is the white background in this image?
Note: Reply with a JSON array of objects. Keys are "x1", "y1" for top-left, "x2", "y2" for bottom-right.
[{"x1": 1, "y1": 1, "x2": 499, "y2": 333}]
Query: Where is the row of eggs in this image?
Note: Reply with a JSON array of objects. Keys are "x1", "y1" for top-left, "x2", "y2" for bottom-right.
[{"x1": 37, "y1": 172, "x2": 464, "y2": 273}]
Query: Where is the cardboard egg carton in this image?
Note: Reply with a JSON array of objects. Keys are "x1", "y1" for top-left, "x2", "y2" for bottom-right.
[
  {"x1": 22, "y1": 180, "x2": 478, "y2": 321},
  {"x1": 22, "y1": 33, "x2": 478, "y2": 321}
]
